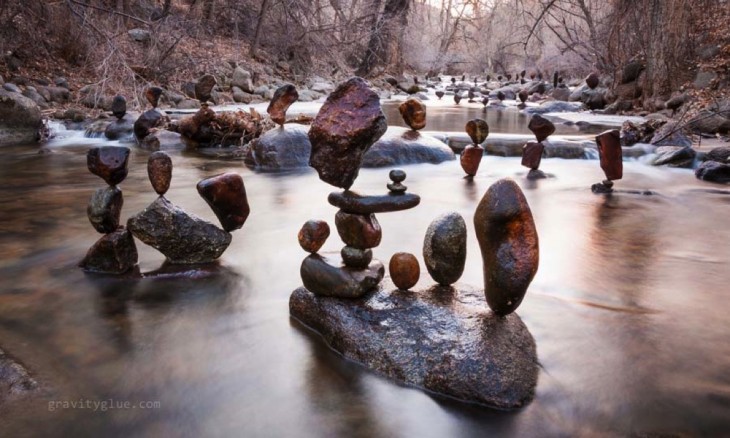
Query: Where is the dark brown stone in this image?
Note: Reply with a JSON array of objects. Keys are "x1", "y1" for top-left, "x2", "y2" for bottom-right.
[
  {"x1": 454, "y1": 94, "x2": 462, "y2": 105},
  {"x1": 300, "y1": 253, "x2": 384, "y2": 298},
  {"x1": 87, "y1": 146, "x2": 130, "y2": 186},
  {"x1": 481, "y1": 96, "x2": 489, "y2": 106},
  {"x1": 389, "y1": 252, "x2": 419, "y2": 290},
  {"x1": 133, "y1": 109, "x2": 166, "y2": 141},
  {"x1": 474, "y1": 179, "x2": 539, "y2": 315},
  {"x1": 497, "y1": 91, "x2": 505, "y2": 101},
  {"x1": 465, "y1": 119, "x2": 489, "y2": 144},
  {"x1": 145, "y1": 86, "x2": 163, "y2": 108},
  {"x1": 298, "y1": 220, "x2": 330, "y2": 253},
  {"x1": 435, "y1": 90, "x2": 444, "y2": 100},
  {"x1": 399, "y1": 98, "x2": 426, "y2": 131},
  {"x1": 528, "y1": 115, "x2": 555, "y2": 142},
  {"x1": 267, "y1": 84, "x2": 298, "y2": 126},
  {"x1": 596, "y1": 129, "x2": 623, "y2": 181},
  {"x1": 147, "y1": 151, "x2": 172, "y2": 195},
  {"x1": 111, "y1": 95, "x2": 126, "y2": 119},
  {"x1": 521, "y1": 142, "x2": 544, "y2": 170},
  {"x1": 87, "y1": 186, "x2": 123, "y2": 233},
  {"x1": 460, "y1": 145, "x2": 483, "y2": 176},
  {"x1": 328, "y1": 190, "x2": 420, "y2": 214},
  {"x1": 335, "y1": 210, "x2": 382, "y2": 249},
  {"x1": 518, "y1": 90, "x2": 528, "y2": 103},
  {"x1": 585, "y1": 72, "x2": 600, "y2": 89},
  {"x1": 195, "y1": 74, "x2": 217, "y2": 102},
  {"x1": 423, "y1": 212, "x2": 466, "y2": 286},
  {"x1": 79, "y1": 227, "x2": 138, "y2": 274},
  {"x1": 196, "y1": 172, "x2": 250, "y2": 232},
  {"x1": 341, "y1": 246, "x2": 372, "y2": 268},
  {"x1": 308, "y1": 77, "x2": 387, "y2": 189}
]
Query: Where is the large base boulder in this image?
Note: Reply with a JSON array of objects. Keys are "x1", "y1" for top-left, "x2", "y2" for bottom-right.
[
  {"x1": 363, "y1": 128, "x2": 455, "y2": 167},
  {"x1": 0, "y1": 89, "x2": 42, "y2": 146},
  {"x1": 289, "y1": 281, "x2": 538, "y2": 409},
  {"x1": 695, "y1": 161, "x2": 730, "y2": 184},
  {"x1": 249, "y1": 124, "x2": 312, "y2": 169},
  {"x1": 79, "y1": 228, "x2": 138, "y2": 274}
]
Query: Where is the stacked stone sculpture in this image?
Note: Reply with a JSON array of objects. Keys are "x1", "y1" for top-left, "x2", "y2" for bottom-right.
[
  {"x1": 592, "y1": 129, "x2": 622, "y2": 193},
  {"x1": 134, "y1": 86, "x2": 168, "y2": 142},
  {"x1": 79, "y1": 146, "x2": 138, "y2": 274},
  {"x1": 267, "y1": 84, "x2": 298, "y2": 126},
  {"x1": 398, "y1": 98, "x2": 426, "y2": 131},
  {"x1": 460, "y1": 119, "x2": 489, "y2": 177},
  {"x1": 111, "y1": 95, "x2": 126, "y2": 120},
  {"x1": 522, "y1": 114, "x2": 556, "y2": 179}
]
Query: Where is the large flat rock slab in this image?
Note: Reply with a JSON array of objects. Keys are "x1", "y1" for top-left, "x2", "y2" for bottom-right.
[{"x1": 289, "y1": 281, "x2": 538, "y2": 409}]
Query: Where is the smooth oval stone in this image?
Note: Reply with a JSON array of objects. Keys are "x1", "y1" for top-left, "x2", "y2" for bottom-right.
[
  {"x1": 521, "y1": 142, "x2": 544, "y2": 170},
  {"x1": 111, "y1": 95, "x2": 126, "y2": 119},
  {"x1": 460, "y1": 145, "x2": 483, "y2": 176},
  {"x1": 465, "y1": 119, "x2": 489, "y2": 144},
  {"x1": 389, "y1": 169, "x2": 406, "y2": 183},
  {"x1": 435, "y1": 90, "x2": 444, "y2": 99},
  {"x1": 398, "y1": 98, "x2": 426, "y2": 131},
  {"x1": 267, "y1": 84, "x2": 298, "y2": 126},
  {"x1": 389, "y1": 252, "x2": 419, "y2": 290},
  {"x1": 423, "y1": 212, "x2": 466, "y2": 286},
  {"x1": 387, "y1": 182, "x2": 407, "y2": 194},
  {"x1": 596, "y1": 129, "x2": 623, "y2": 181},
  {"x1": 341, "y1": 246, "x2": 373, "y2": 268},
  {"x1": 147, "y1": 151, "x2": 172, "y2": 195},
  {"x1": 196, "y1": 172, "x2": 250, "y2": 232},
  {"x1": 474, "y1": 179, "x2": 539, "y2": 315},
  {"x1": 586, "y1": 72, "x2": 600, "y2": 89},
  {"x1": 145, "y1": 86, "x2": 163, "y2": 108},
  {"x1": 308, "y1": 77, "x2": 387, "y2": 189},
  {"x1": 195, "y1": 74, "x2": 217, "y2": 102},
  {"x1": 79, "y1": 227, "x2": 138, "y2": 274},
  {"x1": 328, "y1": 191, "x2": 420, "y2": 214},
  {"x1": 87, "y1": 186, "x2": 123, "y2": 233},
  {"x1": 528, "y1": 114, "x2": 555, "y2": 142},
  {"x1": 87, "y1": 146, "x2": 130, "y2": 186},
  {"x1": 298, "y1": 220, "x2": 330, "y2": 253},
  {"x1": 300, "y1": 253, "x2": 384, "y2": 298},
  {"x1": 518, "y1": 90, "x2": 528, "y2": 103},
  {"x1": 335, "y1": 210, "x2": 382, "y2": 249}
]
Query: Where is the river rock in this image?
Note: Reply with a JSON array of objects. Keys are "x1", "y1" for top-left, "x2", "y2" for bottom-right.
[
  {"x1": 523, "y1": 100, "x2": 582, "y2": 114},
  {"x1": 341, "y1": 246, "x2": 373, "y2": 268},
  {"x1": 249, "y1": 124, "x2": 311, "y2": 169},
  {"x1": 104, "y1": 114, "x2": 135, "y2": 141},
  {"x1": 0, "y1": 89, "x2": 42, "y2": 146},
  {"x1": 518, "y1": 89, "x2": 528, "y2": 103},
  {"x1": 87, "y1": 186, "x2": 123, "y2": 233},
  {"x1": 586, "y1": 73, "x2": 600, "y2": 89},
  {"x1": 363, "y1": 129, "x2": 455, "y2": 167},
  {"x1": 127, "y1": 197, "x2": 232, "y2": 264},
  {"x1": 196, "y1": 172, "x2": 250, "y2": 232},
  {"x1": 195, "y1": 74, "x2": 217, "y2": 102},
  {"x1": 133, "y1": 109, "x2": 166, "y2": 141},
  {"x1": 289, "y1": 282, "x2": 539, "y2": 408},
  {"x1": 705, "y1": 146, "x2": 730, "y2": 163},
  {"x1": 695, "y1": 161, "x2": 730, "y2": 184},
  {"x1": 423, "y1": 212, "x2": 466, "y2": 286},
  {"x1": 148, "y1": 151, "x2": 173, "y2": 195},
  {"x1": 335, "y1": 210, "x2": 382, "y2": 249},
  {"x1": 652, "y1": 146, "x2": 696, "y2": 168},
  {"x1": 231, "y1": 67, "x2": 254, "y2": 93},
  {"x1": 300, "y1": 253, "x2": 384, "y2": 298},
  {"x1": 596, "y1": 129, "x2": 623, "y2": 180},
  {"x1": 328, "y1": 191, "x2": 420, "y2": 214},
  {"x1": 389, "y1": 253, "x2": 419, "y2": 290},
  {"x1": 649, "y1": 121, "x2": 692, "y2": 148},
  {"x1": 145, "y1": 87, "x2": 163, "y2": 108},
  {"x1": 79, "y1": 227, "x2": 138, "y2": 274},
  {"x1": 298, "y1": 220, "x2": 330, "y2": 253},
  {"x1": 399, "y1": 98, "x2": 426, "y2": 130},
  {"x1": 267, "y1": 84, "x2": 298, "y2": 125},
  {"x1": 528, "y1": 114, "x2": 555, "y2": 142},
  {"x1": 309, "y1": 77, "x2": 387, "y2": 188},
  {"x1": 460, "y1": 145, "x2": 483, "y2": 176},
  {"x1": 521, "y1": 142, "x2": 544, "y2": 170},
  {"x1": 465, "y1": 119, "x2": 489, "y2": 144},
  {"x1": 435, "y1": 90, "x2": 444, "y2": 99},
  {"x1": 474, "y1": 179, "x2": 539, "y2": 315},
  {"x1": 87, "y1": 146, "x2": 130, "y2": 186}
]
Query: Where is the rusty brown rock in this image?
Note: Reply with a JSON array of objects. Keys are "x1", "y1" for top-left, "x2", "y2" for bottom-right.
[
  {"x1": 596, "y1": 129, "x2": 623, "y2": 181},
  {"x1": 527, "y1": 114, "x2": 555, "y2": 142},
  {"x1": 460, "y1": 145, "x2": 483, "y2": 176},
  {"x1": 308, "y1": 77, "x2": 387, "y2": 189},
  {"x1": 267, "y1": 84, "x2": 298, "y2": 126},
  {"x1": 298, "y1": 220, "x2": 330, "y2": 253},
  {"x1": 389, "y1": 252, "x2": 420, "y2": 290},
  {"x1": 195, "y1": 74, "x2": 217, "y2": 102},
  {"x1": 147, "y1": 151, "x2": 172, "y2": 195},
  {"x1": 399, "y1": 98, "x2": 426, "y2": 131},
  {"x1": 521, "y1": 142, "x2": 544, "y2": 170},
  {"x1": 335, "y1": 210, "x2": 382, "y2": 249},
  {"x1": 87, "y1": 146, "x2": 130, "y2": 186},
  {"x1": 465, "y1": 119, "x2": 489, "y2": 144},
  {"x1": 474, "y1": 179, "x2": 539, "y2": 315},
  {"x1": 145, "y1": 86, "x2": 163, "y2": 108},
  {"x1": 196, "y1": 172, "x2": 250, "y2": 232},
  {"x1": 585, "y1": 72, "x2": 600, "y2": 89}
]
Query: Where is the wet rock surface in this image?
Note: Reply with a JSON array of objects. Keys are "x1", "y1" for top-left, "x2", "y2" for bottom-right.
[
  {"x1": 364, "y1": 129, "x2": 455, "y2": 167},
  {"x1": 147, "y1": 151, "x2": 173, "y2": 195},
  {"x1": 328, "y1": 191, "x2": 421, "y2": 214},
  {"x1": 79, "y1": 227, "x2": 138, "y2": 274},
  {"x1": 196, "y1": 173, "x2": 250, "y2": 232},
  {"x1": 398, "y1": 98, "x2": 426, "y2": 130},
  {"x1": 335, "y1": 210, "x2": 382, "y2": 249},
  {"x1": 695, "y1": 161, "x2": 730, "y2": 184},
  {"x1": 289, "y1": 281, "x2": 538, "y2": 409},
  {"x1": 87, "y1": 186, "x2": 123, "y2": 233},
  {"x1": 87, "y1": 146, "x2": 130, "y2": 186},
  {"x1": 652, "y1": 146, "x2": 696, "y2": 168},
  {"x1": 249, "y1": 124, "x2": 312, "y2": 169},
  {"x1": 104, "y1": 115, "x2": 134, "y2": 141},
  {"x1": 300, "y1": 253, "x2": 385, "y2": 298},
  {"x1": 0, "y1": 89, "x2": 42, "y2": 146},
  {"x1": 423, "y1": 212, "x2": 467, "y2": 286},
  {"x1": 298, "y1": 220, "x2": 330, "y2": 253},
  {"x1": 267, "y1": 84, "x2": 298, "y2": 125}
]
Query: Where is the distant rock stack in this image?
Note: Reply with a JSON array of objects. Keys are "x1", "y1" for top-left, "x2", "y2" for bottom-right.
[
  {"x1": 111, "y1": 95, "x2": 127, "y2": 120},
  {"x1": 435, "y1": 90, "x2": 445, "y2": 100},
  {"x1": 591, "y1": 129, "x2": 623, "y2": 193},
  {"x1": 522, "y1": 114, "x2": 556, "y2": 179},
  {"x1": 134, "y1": 86, "x2": 169, "y2": 143},
  {"x1": 454, "y1": 93, "x2": 462, "y2": 105},
  {"x1": 460, "y1": 118, "x2": 488, "y2": 177}
]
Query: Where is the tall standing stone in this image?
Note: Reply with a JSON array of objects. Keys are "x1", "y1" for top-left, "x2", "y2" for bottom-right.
[
  {"x1": 267, "y1": 84, "x2": 298, "y2": 126},
  {"x1": 196, "y1": 172, "x2": 250, "y2": 232},
  {"x1": 596, "y1": 129, "x2": 623, "y2": 180},
  {"x1": 147, "y1": 151, "x2": 173, "y2": 195},
  {"x1": 308, "y1": 77, "x2": 387, "y2": 189},
  {"x1": 423, "y1": 212, "x2": 467, "y2": 286}
]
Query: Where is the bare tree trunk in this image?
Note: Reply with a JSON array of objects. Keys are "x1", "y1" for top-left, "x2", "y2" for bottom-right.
[
  {"x1": 356, "y1": 0, "x2": 411, "y2": 77},
  {"x1": 250, "y1": 0, "x2": 270, "y2": 56}
]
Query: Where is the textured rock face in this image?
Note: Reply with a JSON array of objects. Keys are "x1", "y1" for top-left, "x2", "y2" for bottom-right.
[
  {"x1": 596, "y1": 129, "x2": 623, "y2": 181},
  {"x1": 300, "y1": 253, "x2": 385, "y2": 298},
  {"x1": 652, "y1": 146, "x2": 696, "y2": 168},
  {"x1": 289, "y1": 282, "x2": 539, "y2": 408},
  {"x1": 423, "y1": 212, "x2": 467, "y2": 286},
  {"x1": 398, "y1": 98, "x2": 427, "y2": 130},
  {"x1": 79, "y1": 228, "x2": 138, "y2": 274},
  {"x1": 250, "y1": 124, "x2": 312, "y2": 169},
  {"x1": 521, "y1": 142, "x2": 544, "y2": 170},
  {"x1": 389, "y1": 252, "x2": 420, "y2": 290},
  {"x1": 335, "y1": 210, "x2": 382, "y2": 249},
  {"x1": 87, "y1": 146, "x2": 130, "y2": 186},
  {"x1": 308, "y1": 77, "x2": 387, "y2": 188},
  {"x1": 0, "y1": 89, "x2": 42, "y2": 146},
  {"x1": 196, "y1": 173, "x2": 250, "y2": 232},
  {"x1": 133, "y1": 109, "x2": 166, "y2": 141},
  {"x1": 364, "y1": 129, "x2": 454, "y2": 167},
  {"x1": 298, "y1": 220, "x2": 330, "y2": 253},
  {"x1": 465, "y1": 119, "x2": 489, "y2": 144},
  {"x1": 328, "y1": 190, "x2": 420, "y2": 214},
  {"x1": 87, "y1": 186, "x2": 123, "y2": 233},
  {"x1": 127, "y1": 197, "x2": 231, "y2": 264},
  {"x1": 695, "y1": 161, "x2": 730, "y2": 184},
  {"x1": 267, "y1": 84, "x2": 298, "y2": 125},
  {"x1": 474, "y1": 179, "x2": 539, "y2": 315},
  {"x1": 528, "y1": 115, "x2": 555, "y2": 142},
  {"x1": 460, "y1": 145, "x2": 483, "y2": 176},
  {"x1": 147, "y1": 151, "x2": 173, "y2": 195},
  {"x1": 195, "y1": 74, "x2": 217, "y2": 102},
  {"x1": 0, "y1": 347, "x2": 38, "y2": 403}
]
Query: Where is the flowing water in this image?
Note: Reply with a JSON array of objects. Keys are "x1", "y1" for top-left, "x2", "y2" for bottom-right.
[{"x1": 0, "y1": 108, "x2": 729, "y2": 437}]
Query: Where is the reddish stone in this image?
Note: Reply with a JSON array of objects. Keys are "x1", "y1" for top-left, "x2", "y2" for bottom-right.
[
  {"x1": 87, "y1": 146, "x2": 130, "y2": 186},
  {"x1": 398, "y1": 98, "x2": 426, "y2": 131},
  {"x1": 298, "y1": 220, "x2": 330, "y2": 253},
  {"x1": 145, "y1": 86, "x2": 163, "y2": 108},
  {"x1": 518, "y1": 90, "x2": 528, "y2": 103},
  {"x1": 334, "y1": 210, "x2": 382, "y2": 249},
  {"x1": 196, "y1": 172, "x2": 250, "y2": 232},
  {"x1": 308, "y1": 77, "x2": 387, "y2": 189},
  {"x1": 389, "y1": 252, "x2": 420, "y2": 290},
  {"x1": 147, "y1": 151, "x2": 172, "y2": 195},
  {"x1": 267, "y1": 84, "x2": 298, "y2": 126},
  {"x1": 133, "y1": 109, "x2": 166, "y2": 141},
  {"x1": 527, "y1": 115, "x2": 555, "y2": 142},
  {"x1": 521, "y1": 142, "x2": 544, "y2": 170},
  {"x1": 596, "y1": 129, "x2": 623, "y2": 181},
  {"x1": 465, "y1": 119, "x2": 489, "y2": 144},
  {"x1": 585, "y1": 72, "x2": 600, "y2": 89},
  {"x1": 460, "y1": 145, "x2": 483, "y2": 176}
]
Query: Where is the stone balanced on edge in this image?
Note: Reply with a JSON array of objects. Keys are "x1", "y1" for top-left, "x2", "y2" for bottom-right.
[
  {"x1": 522, "y1": 114, "x2": 556, "y2": 179},
  {"x1": 460, "y1": 118, "x2": 489, "y2": 177},
  {"x1": 592, "y1": 129, "x2": 623, "y2": 193}
]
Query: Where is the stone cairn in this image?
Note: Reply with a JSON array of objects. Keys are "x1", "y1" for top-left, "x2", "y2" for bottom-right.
[
  {"x1": 592, "y1": 129, "x2": 623, "y2": 193},
  {"x1": 297, "y1": 77, "x2": 422, "y2": 297},
  {"x1": 522, "y1": 114, "x2": 556, "y2": 180},
  {"x1": 460, "y1": 118, "x2": 489, "y2": 177},
  {"x1": 79, "y1": 146, "x2": 138, "y2": 274}
]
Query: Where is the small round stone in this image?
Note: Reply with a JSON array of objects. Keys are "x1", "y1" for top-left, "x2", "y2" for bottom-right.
[
  {"x1": 389, "y1": 252, "x2": 420, "y2": 290},
  {"x1": 298, "y1": 220, "x2": 330, "y2": 253},
  {"x1": 341, "y1": 246, "x2": 373, "y2": 268},
  {"x1": 387, "y1": 182, "x2": 407, "y2": 193},
  {"x1": 389, "y1": 169, "x2": 406, "y2": 183}
]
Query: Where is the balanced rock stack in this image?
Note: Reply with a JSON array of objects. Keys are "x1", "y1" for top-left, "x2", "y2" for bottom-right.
[
  {"x1": 134, "y1": 86, "x2": 168, "y2": 142},
  {"x1": 460, "y1": 118, "x2": 489, "y2": 177},
  {"x1": 522, "y1": 114, "x2": 556, "y2": 179},
  {"x1": 79, "y1": 146, "x2": 138, "y2": 274},
  {"x1": 592, "y1": 129, "x2": 622, "y2": 193}
]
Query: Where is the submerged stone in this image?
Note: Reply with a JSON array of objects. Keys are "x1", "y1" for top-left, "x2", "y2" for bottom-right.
[
  {"x1": 300, "y1": 253, "x2": 384, "y2": 298},
  {"x1": 196, "y1": 173, "x2": 250, "y2": 232},
  {"x1": 328, "y1": 191, "x2": 420, "y2": 214},
  {"x1": 87, "y1": 186, "x2": 123, "y2": 233},
  {"x1": 87, "y1": 146, "x2": 130, "y2": 186},
  {"x1": 79, "y1": 227, "x2": 138, "y2": 274},
  {"x1": 423, "y1": 212, "x2": 467, "y2": 286}
]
